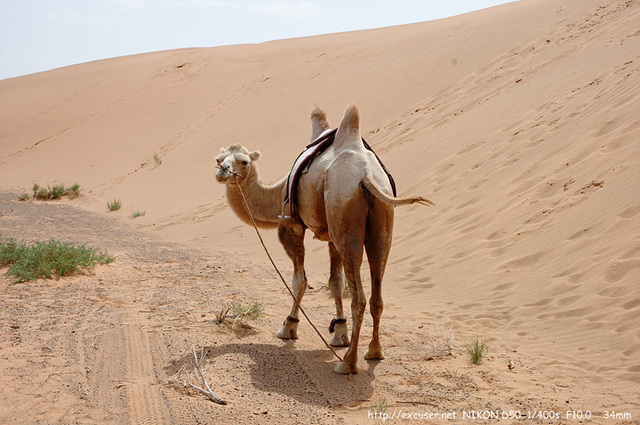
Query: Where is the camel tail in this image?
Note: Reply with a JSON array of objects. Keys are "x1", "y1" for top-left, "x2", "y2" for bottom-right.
[{"x1": 362, "y1": 172, "x2": 435, "y2": 207}]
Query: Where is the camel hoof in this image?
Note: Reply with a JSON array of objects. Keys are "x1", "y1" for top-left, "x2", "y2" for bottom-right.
[
  {"x1": 334, "y1": 361, "x2": 358, "y2": 375},
  {"x1": 329, "y1": 322, "x2": 350, "y2": 347},
  {"x1": 276, "y1": 327, "x2": 298, "y2": 340},
  {"x1": 330, "y1": 334, "x2": 350, "y2": 347},
  {"x1": 364, "y1": 346, "x2": 385, "y2": 360}
]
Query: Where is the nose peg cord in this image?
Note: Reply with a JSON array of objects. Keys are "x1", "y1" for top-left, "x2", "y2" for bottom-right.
[{"x1": 224, "y1": 170, "x2": 343, "y2": 363}]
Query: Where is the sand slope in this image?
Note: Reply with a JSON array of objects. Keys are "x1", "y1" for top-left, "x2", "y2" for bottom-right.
[{"x1": 1, "y1": 0, "x2": 639, "y2": 422}]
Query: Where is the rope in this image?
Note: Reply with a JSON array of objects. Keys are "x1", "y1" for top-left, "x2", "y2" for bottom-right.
[{"x1": 231, "y1": 172, "x2": 344, "y2": 363}]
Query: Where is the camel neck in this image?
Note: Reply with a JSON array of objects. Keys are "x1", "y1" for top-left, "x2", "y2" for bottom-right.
[{"x1": 225, "y1": 169, "x2": 285, "y2": 229}]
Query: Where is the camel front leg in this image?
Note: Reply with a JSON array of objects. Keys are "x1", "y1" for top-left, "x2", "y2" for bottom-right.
[
  {"x1": 328, "y1": 242, "x2": 349, "y2": 347},
  {"x1": 276, "y1": 222, "x2": 307, "y2": 340}
]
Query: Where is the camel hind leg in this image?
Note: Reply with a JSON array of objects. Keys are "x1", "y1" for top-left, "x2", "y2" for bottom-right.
[
  {"x1": 363, "y1": 201, "x2": 394, "y2": 360},
  {"x1": 326, "y1": 194, "x2": 369, "y2": 374},
  {"x1": 333, "y1": 241, "x2": 366, "y2": 374}
]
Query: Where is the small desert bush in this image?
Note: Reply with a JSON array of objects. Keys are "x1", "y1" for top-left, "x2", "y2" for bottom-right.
[
  {"x1": 107, "y1": 199, "x2": 122, "y2": 211},
  {"x1": 405, "y1": 323, "x2": 460, "y2": 360},
  {"x1": 0, "y1": 236, "x2": 114, "y2": 284},
  {"x1": 153, "y1": 153, "x2": 162, "y2": 166},
  {"x1": 49, "y1": 185, "x2": 66, "y2": 199},
  {"x1": 371, "y1": 397, "x2": 388, "y2": 414},
  {"x1": 67, "y1": 183, "x2": 81, "y2": 197},
  {"x1": 130, "y1": 210, "x2": 146, "y2": 218},
  {"x1": 466, "y1": 337, "x2": 488, "y2": 365},
  {"x1": 30, "y1": 183, "x2": 81, "y2": 200},
  {"x1": 215, "y1": 301, "x2": 264, "y2": 328}
]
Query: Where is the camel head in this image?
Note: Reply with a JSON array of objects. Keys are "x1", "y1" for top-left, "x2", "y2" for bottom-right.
[{"x1": 215, "y1": 144, "x2": 261, "y2": 183}]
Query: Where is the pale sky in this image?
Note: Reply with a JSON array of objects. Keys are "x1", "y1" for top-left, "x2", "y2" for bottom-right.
[{"x1": 0, "y1": 0, "x2": 515, "y2": 80}]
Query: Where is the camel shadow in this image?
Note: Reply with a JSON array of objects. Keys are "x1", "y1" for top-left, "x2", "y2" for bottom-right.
[{"x1": 167, "y1": 340, "x2": 378, "y2": 408}]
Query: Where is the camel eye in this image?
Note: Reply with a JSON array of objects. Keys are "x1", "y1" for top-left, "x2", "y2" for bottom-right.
[{"x1": 241, "y1": 160, "x2": 248, "y2": 165}]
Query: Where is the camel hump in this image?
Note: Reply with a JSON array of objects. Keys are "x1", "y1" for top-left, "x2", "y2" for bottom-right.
[
  {"x1": 310, "y1": 106, "x2": 327, "y2": 123},
  {"x1": 340, "y1": 104, "x2": 359, "y2": 133},
  {"x1": 309, "y1": 107, "x2": 331, "y2": 142},
  {"x1": 334, "y1": 105, "x2": 360, "y2": 148}
]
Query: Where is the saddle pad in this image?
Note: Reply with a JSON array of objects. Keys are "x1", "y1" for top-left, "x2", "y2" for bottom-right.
[{"x1": 281, "y1": 129, "x2": 397, "y2": 220}]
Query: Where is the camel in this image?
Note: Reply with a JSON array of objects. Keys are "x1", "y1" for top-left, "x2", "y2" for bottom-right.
[{"x1": 215, "y1": 105, "x2": 432, "y2": 374}]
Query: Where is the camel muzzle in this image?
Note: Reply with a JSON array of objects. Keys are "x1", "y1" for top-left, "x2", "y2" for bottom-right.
[{"x1": 216, "y1": 166, "x2": 245, "y2": 183}]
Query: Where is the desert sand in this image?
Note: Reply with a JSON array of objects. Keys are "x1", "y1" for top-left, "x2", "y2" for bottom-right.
[{"x1": 1, "y1": 0, "x2": 638, "y2": 423}]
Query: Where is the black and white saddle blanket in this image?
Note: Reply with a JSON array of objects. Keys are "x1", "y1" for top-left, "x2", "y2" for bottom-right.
[{"x1": 281, "y1": 128, "x2": 397, "y2": 219}]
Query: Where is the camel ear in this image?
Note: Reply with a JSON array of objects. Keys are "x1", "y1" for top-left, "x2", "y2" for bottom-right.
[
  {"x1": 220, "y1": 147, "x2": 226, "y2": 153},
  {"x1": 250, "y1": 151, "x2": 261, "y2": 161}
]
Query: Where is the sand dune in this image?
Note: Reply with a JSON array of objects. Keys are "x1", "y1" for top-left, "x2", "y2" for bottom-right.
[{"x1": 1, "y1": 0, "x2": 639, "y2": 422}]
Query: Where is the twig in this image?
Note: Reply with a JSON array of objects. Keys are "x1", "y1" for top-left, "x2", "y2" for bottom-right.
[
  {"x1": 397, "y1": 400, "x2": 439, "y2": 407},
  {"x1": 406, "y1": 335, "x2": 453, "y2": 360},
  {"x1": 172, "y1": 345, "x2": 227, "y2": 405},
  {"x1": 406, "y1": 323, "x2": 461, "y2": 360},
  {"x1": 395, "y1": 389, "x2": 454, "y2": 402}
]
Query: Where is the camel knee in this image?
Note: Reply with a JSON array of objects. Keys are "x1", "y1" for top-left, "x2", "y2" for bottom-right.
[
  {"x1": 292, "y1": 270, "x2": 308, "y2": 292},
  {"x1": 328, "y1": 274, "x2": 344, "y2": 296},
  {"x1": 370, "y1": 297, "x2": 383, "y2": 318},
  {"x1": 352, "y1": 294, "x2": 367, "y2": 320}
]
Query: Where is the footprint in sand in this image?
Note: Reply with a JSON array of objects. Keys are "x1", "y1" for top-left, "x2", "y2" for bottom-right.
[{"x1": 501, "y1": 251, "x2": 545, "y2": 270}]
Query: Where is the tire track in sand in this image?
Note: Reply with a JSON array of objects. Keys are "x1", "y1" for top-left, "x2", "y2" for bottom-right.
[
  {"x1": 123, "y1": 320, "x2": 171, "y2": 425},
  {"x1": 121, "y1": 272, "x2": 172, "y2": 425}
]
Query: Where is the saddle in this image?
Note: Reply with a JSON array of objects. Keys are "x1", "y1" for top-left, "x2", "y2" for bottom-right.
[{"x1": 280, "y1": 128, "x2": 397, "y2": 220}]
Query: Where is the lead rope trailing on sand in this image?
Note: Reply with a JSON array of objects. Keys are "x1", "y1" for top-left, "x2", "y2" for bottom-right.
[{"x1": 231, "y1": 172, "x2": 344, "y2": 363}]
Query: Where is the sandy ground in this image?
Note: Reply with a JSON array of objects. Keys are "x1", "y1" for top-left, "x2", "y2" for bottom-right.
[
  {"x1": 1, "y1": 0, "x2": 639, "y2": 423},
  {"x1": 3, "y1": 192, "x2": 633, "y2": 425}
]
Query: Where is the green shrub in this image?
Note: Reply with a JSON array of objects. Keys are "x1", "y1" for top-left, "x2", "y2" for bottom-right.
[
  {"x1": 30, "y1": 183, "x2": 81, "y2": 200},
  {"x1": 215, "y1": 301, "x2": 264, "y2": 327},
  {"x1": 49, "y1": 185, "x2": 66, "y2": 199},
  {"x1": 371, "y1": 397, "x2": 388, "y2": 414},
  {"x1": 466, "y1": 337, "x2": 488, "y2": 365},
  {"x1": 0, "y1": 236, "x2": 114, "y2": 284},
  {"x1": 68, "y1": 184, "x2": 81, "y2": 197},
  {"x1": 107, "y1": 199, "x2": 122, "y2": 211}
]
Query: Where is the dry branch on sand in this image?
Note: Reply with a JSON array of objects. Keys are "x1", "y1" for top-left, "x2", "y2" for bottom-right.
[
  {"x1": 171, "y1": 346, "x2": 227, "y2": 405},
  {"x1": 406, "y1": 323, "x2": 461, "y2": 360}
]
